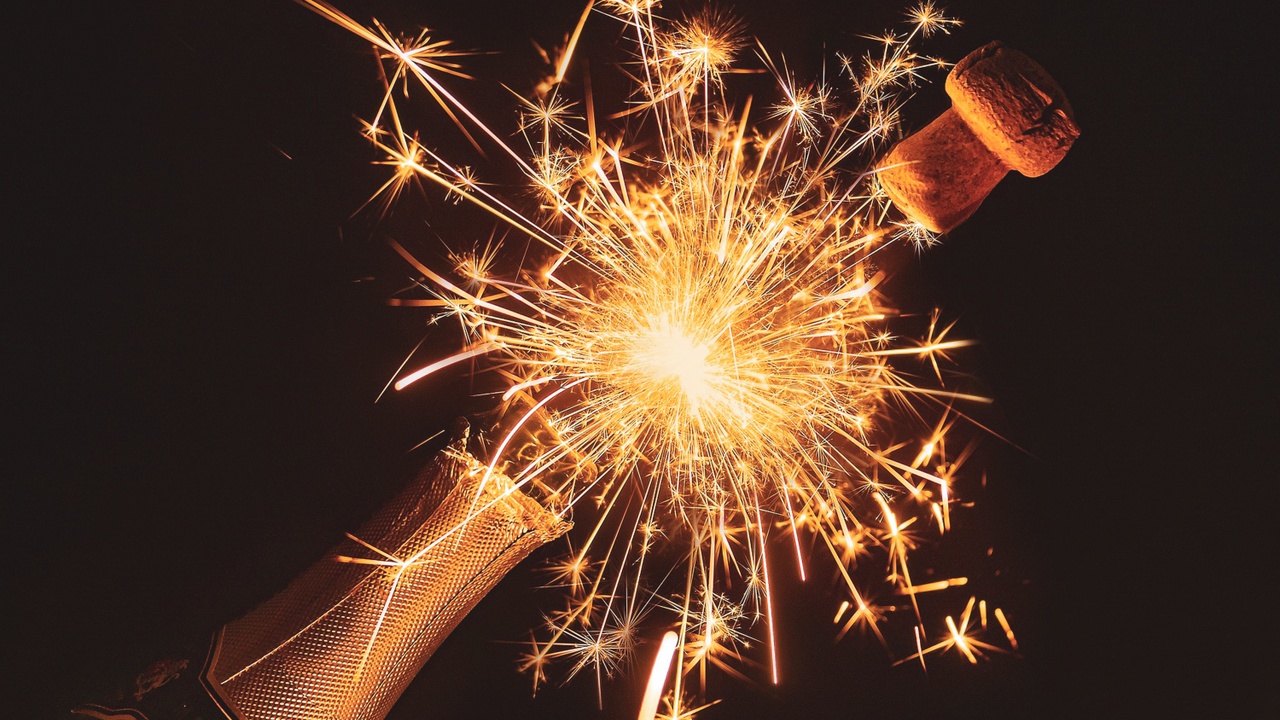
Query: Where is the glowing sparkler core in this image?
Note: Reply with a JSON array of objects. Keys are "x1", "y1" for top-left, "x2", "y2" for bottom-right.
[{"x1": 629, "y1": 314, "x2": 719, "y2": 414}]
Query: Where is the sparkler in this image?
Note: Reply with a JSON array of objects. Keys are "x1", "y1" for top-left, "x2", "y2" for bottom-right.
[{"x1": 297, "y1": 0, "x2": 1038, "y2": 715}]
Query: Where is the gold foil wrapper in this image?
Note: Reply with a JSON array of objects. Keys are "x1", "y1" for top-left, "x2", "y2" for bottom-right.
[{"x1": 206, "y1": 440, "x2": 569, "y2": 720}]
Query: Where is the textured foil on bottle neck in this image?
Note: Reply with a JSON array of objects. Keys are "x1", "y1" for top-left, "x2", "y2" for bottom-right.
[{"x1": 206, "y1": 442, "x2": 569, "y2": 720}]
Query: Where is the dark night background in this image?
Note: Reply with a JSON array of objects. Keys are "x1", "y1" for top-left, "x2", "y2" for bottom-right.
[{"x1": 5, "y1": 0, "x2": 1274, "y2": 717}]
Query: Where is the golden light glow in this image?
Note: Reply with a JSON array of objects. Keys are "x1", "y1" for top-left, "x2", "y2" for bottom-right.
[
  {"x1": 629, "y1": 315, "x2": 719, "y2": 413},
  {"x1": 297, "y1": 0, "x2": 1021, "y2": 715}
]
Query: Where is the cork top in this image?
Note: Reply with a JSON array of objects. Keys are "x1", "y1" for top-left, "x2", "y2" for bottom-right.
[{"x1": 946, "y1": 41, "x2": 1080, "y2": 177}]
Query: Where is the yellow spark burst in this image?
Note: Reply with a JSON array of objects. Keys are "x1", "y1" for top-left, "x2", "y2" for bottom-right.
[{"x1": 297, "y1": 0, "x2": 1023, "y2": 716}]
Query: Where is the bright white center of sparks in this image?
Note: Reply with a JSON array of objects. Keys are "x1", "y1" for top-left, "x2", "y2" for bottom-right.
[{"x1": 635, "y1": 316, "x2": 717, "y2": 410}]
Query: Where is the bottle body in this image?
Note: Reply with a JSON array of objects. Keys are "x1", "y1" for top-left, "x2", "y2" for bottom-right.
[{"x1": 73, "y1": 440, "x2": 568, "y2": 720}]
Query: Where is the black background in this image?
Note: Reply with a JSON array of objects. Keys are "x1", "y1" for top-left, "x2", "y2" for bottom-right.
[{"x1": 5, "y1": 1, "x2": 1274, "y2": 718}]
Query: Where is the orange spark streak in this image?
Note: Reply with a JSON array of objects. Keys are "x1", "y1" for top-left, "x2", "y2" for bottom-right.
[
  {"x1": 638, "y1": 631, "x2": 680, "y2": 720},
  {"x1": 394, "y1": 342, "x2": 498, "y2": 391}
]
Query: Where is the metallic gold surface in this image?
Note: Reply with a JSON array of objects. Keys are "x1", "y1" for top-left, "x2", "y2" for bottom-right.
[{"x1": 208, "y1": 439, "x2": 569, "y2": 720}]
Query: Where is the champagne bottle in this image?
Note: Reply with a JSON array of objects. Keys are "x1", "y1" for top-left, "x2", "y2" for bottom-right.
[{"x1": 72, "y1": 424, "x2": 569, "y2": 720}]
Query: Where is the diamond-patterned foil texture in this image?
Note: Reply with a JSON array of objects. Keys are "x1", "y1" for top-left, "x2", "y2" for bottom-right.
[{"x1": 207, "y1": 442, "x2": 569, "y2": 720}]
